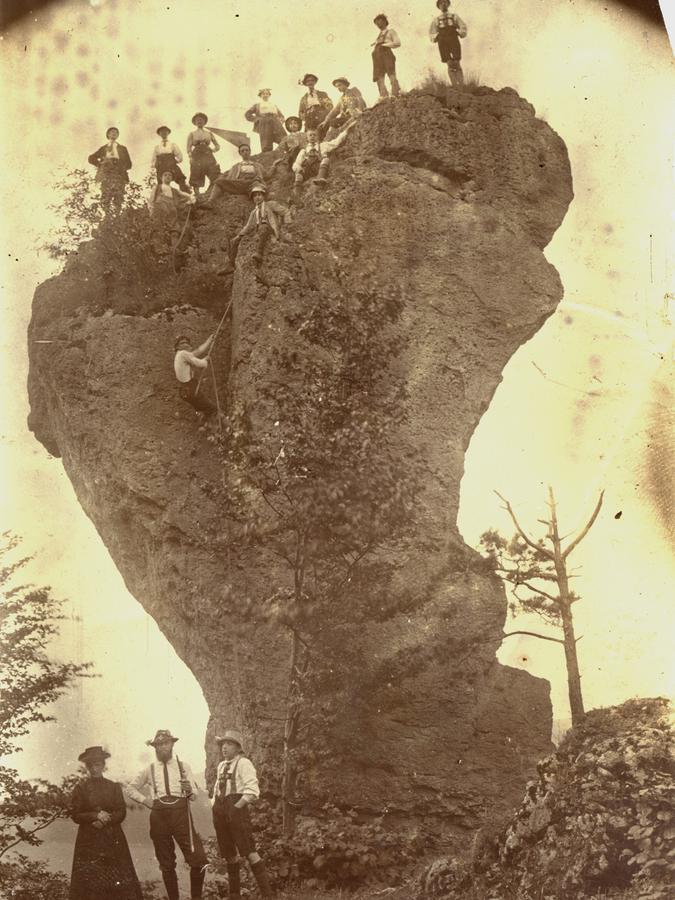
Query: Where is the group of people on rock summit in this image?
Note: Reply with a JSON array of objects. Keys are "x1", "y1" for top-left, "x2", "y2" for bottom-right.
[
  {"x1": 87, "y1": 3, "x2": 469, "y2": 224},
  {"x1": 69, "y1": 729, "x2": 273, "y2": 899}
]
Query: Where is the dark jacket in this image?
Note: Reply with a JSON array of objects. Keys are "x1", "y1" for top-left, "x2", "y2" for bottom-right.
[{"x1": 88, "y1": 144, "x2": 132, "y2": 182}]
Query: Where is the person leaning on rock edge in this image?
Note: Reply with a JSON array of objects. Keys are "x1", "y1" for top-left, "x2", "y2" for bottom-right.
[
  {"x1": 152, "y1": 125, "x2": 190, "y2": 193},
  {"x1": 268, "y1": 116, "x2": 308, "y2": 175},
  {"x1": 69, "y1": 746, "x2": 143, "y2": 900},
  {"x1": 125, "y1": 730, "x2": 208, "y2": 900},
  {"x1": 429, "y1": 0, "x2": 468, "y2": 87},
  {"x1": 230, "y1": 183, "x2": 291, "y2": 267},
  {"x1": 201, "y1": 143, "x2": 265, "y2": 206},
  {"x1": 292, "y1": 117, "x2": 357, "y2": 192},
  {"x1": 173, "y1": 333, "x2": 217, "y2": 417},
  {"x1": 371, "y1": 13, "x2": 401, "y2": 99},
  {"x1": 88, "y1": 126, "x2": 132, "y2": 214},
  {"x1": 297, "y1": 73, "x2": 333, "y2": 131},
  {"x1": 187, "y1": 112, "x2": 221, "y2": 197},
  {"x1": 210, "y1": 729, "x2": 274, "y2": 898},
  {"x1": 319, "y1": 77, "x2": 366, "y2": 138}
]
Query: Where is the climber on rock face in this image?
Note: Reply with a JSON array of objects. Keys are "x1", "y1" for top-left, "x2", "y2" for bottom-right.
[
  {"x1": 202, "y1": 144, "x2": 265, "y2": 206},
  {"x1": 88, "y1": 127, "x2": 132, "y2": 215},
  {"x1": 292, "y1": 119, "x2": 356, "y2": 192},
  {"x1": 430, "y1": 0, "x2": 467, "y2": 87},
  {"x1": 230, "y1": 183, "x2": 291, "y2": 266},
  {"x1": 371, "y1": 14, "x2": 401, "y2": 99},
  {"x1": 173, "y1": 333, "x2": 217, "y2": 417}
]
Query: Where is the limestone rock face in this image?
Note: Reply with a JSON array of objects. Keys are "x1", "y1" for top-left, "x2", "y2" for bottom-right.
[{"x1": 28, "y1": 88, "x2": 572, "y2": 832}]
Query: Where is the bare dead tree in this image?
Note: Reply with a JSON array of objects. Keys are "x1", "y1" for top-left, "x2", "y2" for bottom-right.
[{"x1": 481, "y1": 487, "x2": 604, "y2": 726}]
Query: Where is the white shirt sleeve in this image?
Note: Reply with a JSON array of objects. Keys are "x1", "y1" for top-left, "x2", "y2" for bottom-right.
[
  {"x1": 237, "y1": 757, "x2": 260, "y2": 802},
  {"x1": 172, "y1": 142, "x2": 183, "y2": 164},
  {"x1": 292, "y1": 149, "x2": 307, "y2": 173},
  {"x1": 125, "y1": 766, "x2": 150, "y2": 805}
]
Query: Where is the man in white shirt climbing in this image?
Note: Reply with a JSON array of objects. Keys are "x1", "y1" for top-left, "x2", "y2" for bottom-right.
[
  {"x1": 126, "y1": 729, "x2": 208, "y2": 900},
  {"x1": 211, "y1": 729, "x2": 274, "y2": 897},
  {"x1": 173, "y1": 333, "x2": 216, "y2": 417}
]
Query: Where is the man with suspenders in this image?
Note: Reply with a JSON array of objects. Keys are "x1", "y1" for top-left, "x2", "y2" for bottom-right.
[
  {"x1": 126, "y1": 729, "x2": 208, "y2": 900},
  {"x1": 211, "y1": 729, "x2": 274, "y2": 897}
]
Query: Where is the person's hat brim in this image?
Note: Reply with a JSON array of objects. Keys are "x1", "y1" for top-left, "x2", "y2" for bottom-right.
[
  {"x1": 105, "y1": 127, "x2": 119, "y2": 138},
  {"x1": 78, "y1": 746, "x2": 111, "y2": 763},
  {"x1": 332, "y1": 78, "x2": 350, "y2": 87},
  {"x1": 285, "y1": 116, "x2": 302, "y2": 129},
  {"x1": 157, "y1": 126, "x2": 172, "y2": 135},
  {"x1": 192, "y1": 113, "x2": 208, "y2": 125},
  {"x1": 301, "y1": 74, "x2": 319, "y2": 86}
]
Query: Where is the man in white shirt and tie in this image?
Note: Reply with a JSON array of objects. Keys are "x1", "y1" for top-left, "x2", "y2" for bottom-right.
[
  {"x1": 211, "y1": 729, "x2": 273, "y2": 897},
  {"x1": 126, "y1": 729, "x2": 208, "y2": 900}
]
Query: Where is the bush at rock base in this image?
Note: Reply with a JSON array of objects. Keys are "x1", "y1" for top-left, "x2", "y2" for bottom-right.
[
  {"x1": 204, "y1": 802, "x2": 424, "y2": 892},
  {"x1": 417, "y1": 698, "x2": 674, "y2": 899}
]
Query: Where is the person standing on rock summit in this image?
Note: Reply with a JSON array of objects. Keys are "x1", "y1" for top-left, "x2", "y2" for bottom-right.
[
  {"x1": 173, "y1": 333, "x2": 217, "y2": 417},
  {"x1": 211, "y1": 729, "x2": 274, "y2": 898},
  {"x1": 371, "y1": 14, "x2": 401, "y2": 99},
  {"x1": 126, "y1": 730, "x2": 208, "y2": 900},
  {"x1": 88, "y1": 127, "x2": 132, "y2": 214},
  {"x1": 297, "y1": 74, "x2": 333, "y2": 131},
  {"x1": 429, "y1": 0, "x2": 467, "y2": 86}
]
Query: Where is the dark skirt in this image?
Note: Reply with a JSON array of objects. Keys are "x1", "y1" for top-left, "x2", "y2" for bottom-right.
[
  {"x1": 69, "y1": 825, "x2": 142, "y2": 900},
  {"x1": 257, "y1": 114, "x2": 286, "y2": 150},
  {"x1": 372, "y1": 45, "x2": 396, "y2": 81},
  {"x1": 156, "y1": 154, "x2": 188, "y2": 187},
  {"x1": 190, "y1": 142, "x2": 220, "y2": 187},
  {"x1": 438, "y1": 27, "x2": 462, "y2": 62}
]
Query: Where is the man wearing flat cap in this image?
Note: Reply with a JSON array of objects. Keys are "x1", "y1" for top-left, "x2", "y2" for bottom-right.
[
  {"x1": 126, "y1": 729, "x2": 208, "y2": 900},
  {"x1": 211, "y1": 729, "x2": 274, "y2": 897},
  {"x1": 151, "y1": 126, "x2": 189, "y2": 193},
  {"x1": 297, "y1": 74, "x2": 333, "y2": 132},
  {"x1": 69, "y1": 746, "x2": 142, "y2": 900},
  {"x1": 88, "y1": 126, "x2": 132, "y2": 214}
]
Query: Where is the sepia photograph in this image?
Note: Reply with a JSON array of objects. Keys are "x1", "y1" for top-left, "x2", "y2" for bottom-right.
[{"x1": 0, "y1": 1, "x2": 673, "y2": 898}]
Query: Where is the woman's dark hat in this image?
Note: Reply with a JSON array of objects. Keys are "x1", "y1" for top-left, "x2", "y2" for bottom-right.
[
  {"x1": 301, "y1": 73, "x2": 319, "y2": 86},
  {"x1": 436, "y1": 0, "x2": 451, "y2": 7},
  {"x1": 147, "y1": 729, "x2": 179, "y2": 747},
  {"x1": 105, "y1": 126, "x2": 119, "y2": 138},
  {"x1": 192, "y1": 112, "x2": 208, "y2": 125},
  {"x1": 374, "y1": 14, "x2": 388, "y2": 25},
  {"x1": 332, "y1": 77, "x2": 350, "y2": 88},
  {"x1": 78, "y1": 746, "x2": 111, "y2": 763},
  {"x1": 157, "y1": 125, "x2": 172, "y2": 135},
  {"x1": 285, "y1": 116, "x2": 302, "y2": 129}
]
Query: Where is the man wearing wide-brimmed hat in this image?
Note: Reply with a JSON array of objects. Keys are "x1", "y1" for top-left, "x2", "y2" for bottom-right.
[
  {"x1": 151, "y1": 125, "x2": 189, "y2": 192},
  {"x1": 126, "y1": 729, "x2": 208, "y2": 900},
  {"x1": 319, "y1": 77, "x2": 367, "y2": 137},
  {"x1": 270, "y1": 116, "x2": 308, "y2": 175},
  {"x1": 230, "y1": 183, "x2": 291, "y2": 266},
  {"x1": 69, "y1": 746, "x2": 143, "y2": 900},
  {"x1": 297, "y1": 73, "x2": 333, "y2": 132},
  {"x1": 210, "y1": 729, "x2": 274, "y2": 897}
]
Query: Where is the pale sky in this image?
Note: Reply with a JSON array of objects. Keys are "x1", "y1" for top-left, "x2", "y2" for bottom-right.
[{"x1": 0, "y1": 0, "x2": 673, "y2": 786}]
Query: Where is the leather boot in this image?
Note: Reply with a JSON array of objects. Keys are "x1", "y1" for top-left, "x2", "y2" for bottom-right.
[
  {"x1": 250, "y1": 859, "x2": 274, "y2": 897},
  {"x1": 227, "y1": 861, "x2": 241, "y2": 898},
  {"x1": 190, "y1": 864, "x2": 205, "y2": 899}
]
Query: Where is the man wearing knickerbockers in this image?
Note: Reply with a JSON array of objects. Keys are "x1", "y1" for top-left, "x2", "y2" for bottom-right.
[
  {"x1": 88, "y1": 126, "x2": 132, "y2": 214},
  {"x1": 429, "y1": 0, "x2": 468, "y2": 86},
  {"x1": 125, "y1": 730, "x2": 208, "y2": 900},
  {"x1": 211, "y1": 729, "x2": 274, "y2": 898},
  {"x1": 297, "y1": 73, "x2": 333, "y2": 132},
  {"x1": 152, "y1": 126, "x2": 190, "y2": 193}
]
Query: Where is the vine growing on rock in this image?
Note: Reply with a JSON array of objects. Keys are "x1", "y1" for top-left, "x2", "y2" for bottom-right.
[{"x1": 220, "y1": 268, "x2": 426, "y2": 836}]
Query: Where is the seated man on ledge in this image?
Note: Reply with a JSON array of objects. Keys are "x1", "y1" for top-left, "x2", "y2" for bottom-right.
[
  {"x1": 292, "y1": 118, "x2": 356, "y2": 192},
  {"x1": 230, "y1": 183, "x2": 290, "y2": 266},
  {"x1": 202, "y1": 144, "x2": 265, "y2": 206}
]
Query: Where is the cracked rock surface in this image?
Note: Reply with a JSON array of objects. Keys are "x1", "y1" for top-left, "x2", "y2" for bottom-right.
[{"x1": 28, "y1": 88, "x2": 572, "y2": 834}]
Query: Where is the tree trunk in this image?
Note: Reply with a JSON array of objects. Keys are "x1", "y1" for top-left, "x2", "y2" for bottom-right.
[
  {"x1": 548, "y1": 487, "x2": 585, "y2": 726},
  {"x1": 282, "y1": 629, "x2": 303, "y2": 837}
]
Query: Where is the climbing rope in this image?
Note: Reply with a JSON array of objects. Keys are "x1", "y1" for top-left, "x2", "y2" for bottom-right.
[
  {"x1": 194, "y1": 295, "x2": 234, "y2": 398},
  {"x1": 171, "y1": 203, "x2": 194, "y2": 274}
]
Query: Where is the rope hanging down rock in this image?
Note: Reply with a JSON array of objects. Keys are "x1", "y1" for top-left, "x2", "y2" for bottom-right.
[{"x1": 194, "y1": 295, "x2": 234, "y2": 427}]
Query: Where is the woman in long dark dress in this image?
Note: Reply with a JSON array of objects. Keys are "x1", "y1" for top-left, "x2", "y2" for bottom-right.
[{"x1": 69, "y1": 746, "x2": 142, "y2": 900}]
